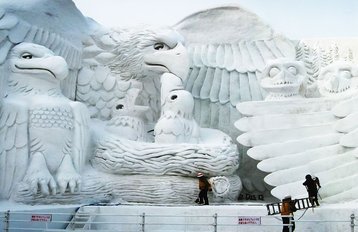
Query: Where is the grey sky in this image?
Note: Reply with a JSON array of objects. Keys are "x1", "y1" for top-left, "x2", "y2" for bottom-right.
[{"x1": 73, "y1": 0, "x2": 358, "y2": 39}]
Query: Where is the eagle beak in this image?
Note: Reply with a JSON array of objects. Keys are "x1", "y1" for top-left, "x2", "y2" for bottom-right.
[
  {"x1": 170, "y1": 43, "x2": 190, "y2": 82},
  {"x1": 13, "y1": 55, "x2": 69, "y2": 81},
  {"x1": 44, "y1": 56, "x2": 69, "y2": 80},
  {"x1": 144, "y1": 42, "x2": 190, "y2": 82}
]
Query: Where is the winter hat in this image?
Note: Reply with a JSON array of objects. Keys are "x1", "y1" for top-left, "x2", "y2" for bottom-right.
[{"x1": 197, "y1": 172, "x2": 204, "y2": 177}]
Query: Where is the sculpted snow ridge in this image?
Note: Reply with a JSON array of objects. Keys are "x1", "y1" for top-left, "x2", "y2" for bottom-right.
[
  {"x1": 175, "y1": 5, "x2": 275, "y2": 43},
  {"x1": 236, "y1": 58, "x2": 358, "y2": 203},
  {"x1": 1, "y1": 0, "x2": 358, "y2": 205}
]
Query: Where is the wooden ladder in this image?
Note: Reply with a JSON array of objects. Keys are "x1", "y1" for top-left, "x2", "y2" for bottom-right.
[{"x1": 266, "y1": 197, "x2": 316, "y2": 215}]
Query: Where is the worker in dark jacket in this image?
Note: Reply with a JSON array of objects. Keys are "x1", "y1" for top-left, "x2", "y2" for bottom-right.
[
  {"x1": 195, "y1": 172, "x2": 210, "y2": 205},
  {"x1": 281, "y1": 195, "x2": 296, "y2": 232},
  {"x1": 303, "y1": 174, "x2": 321, "y2": 206}
]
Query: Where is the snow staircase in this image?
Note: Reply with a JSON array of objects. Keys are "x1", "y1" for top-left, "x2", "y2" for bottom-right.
[
  {"x1": 266, "y1": 197, "x2": 316, "y2": 215},
  {"x1": 66, "y1": 206, "x2": 99, "y2": 230}
]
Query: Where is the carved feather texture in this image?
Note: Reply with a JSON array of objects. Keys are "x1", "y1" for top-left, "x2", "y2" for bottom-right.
[
  {"x1": 76, "y1": 66, "x2": 131, "y2": 119},
  {"x1": 176, "y1": 6, "x2": 298, "y2": 195},
  {"x1": 236, "y1": 96, "x2": 358, "y2": 202},
  {"x1": 0, "y1": 100, "x2": 29, "y2": 198},
  {"x1": 188, "y1": 37, "x2": 294, "y2": 72},
  {"x1": 70, "y1": 101, "x2": 90, "y2": 173},
  {"x1": 183, "y1": 35, "x2": 296, "y2": 141},
  {"x1": 0, "y1": 12, "x2": 81, "y2": 68},
  {"x1": 94, "y1": 137, "x2": 239, "y2": 177}
]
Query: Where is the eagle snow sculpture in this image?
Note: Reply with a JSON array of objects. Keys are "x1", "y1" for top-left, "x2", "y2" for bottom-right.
[
  {"x1": 174, "y1": 6, "x2": 297, "y2": 195},
  {"x1": 154, "y1": 89, "x2": 200, "y2": 144},
  {"x1": 105, "y1": 88, "x2": 150, "y2": 142},
  {"x1": 77, "y1": 25, "x2": 190, "y2": 123},
  {"x1": 0, "y1": 1, "x2": 239, "y2": 204},
  {"x1": 0, "y1": 43, "x2": 90, "y2": 198}
]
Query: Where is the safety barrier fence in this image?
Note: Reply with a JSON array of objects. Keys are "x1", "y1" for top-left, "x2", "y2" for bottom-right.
[{"x1": 1, "y1": 209, "x2": 356, "y2": 231}]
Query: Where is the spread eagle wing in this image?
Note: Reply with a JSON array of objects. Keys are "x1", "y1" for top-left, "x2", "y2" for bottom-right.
[
  {"x1": 0, "y1": 98, "x2": 28, "y2": 198},
  {"x1": 0, "y1": 1, "x2": 88, "y2": 99},
  {"x1": 236, "y1": 96, "x2": 358, "y2": 203},
  {"x1": 174, "y1": 6, "x2": 296, "y2": 193},
  {"x1": 174, "y1": 6, "x2": 296, "y2": 138},
  {"x1": 70, "y1": 101, "x2": 91, "y2": 173}
]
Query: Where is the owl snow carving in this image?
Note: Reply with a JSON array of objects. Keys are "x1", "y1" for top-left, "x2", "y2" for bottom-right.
[{"x1": 0, "y1": 43, "x2": 90, "y2": 198}]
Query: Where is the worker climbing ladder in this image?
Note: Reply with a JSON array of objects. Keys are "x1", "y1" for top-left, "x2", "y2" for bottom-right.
[{"x1": 266, "y1": 197, "x2": 316, "y2": 215}]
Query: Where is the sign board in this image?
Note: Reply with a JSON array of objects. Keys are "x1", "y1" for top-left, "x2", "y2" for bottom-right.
[
  {"x1": 238, "y1": 216, "x2": 261, "y2": 225},
  {"x1": 31, "y1": 214, "x2": 52, "y2": 222}
]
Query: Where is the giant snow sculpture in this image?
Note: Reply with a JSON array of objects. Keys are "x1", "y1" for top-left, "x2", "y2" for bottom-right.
[
  {"x1": 236, "y1": 59, "x2": 358, "y2": 203},
  {"x1": 2, "y1": 0, "x2": 357, "y2": 205},
  {"x1": 92, "y1": 69, "x2": 238, "y2": 178},
  {"x1": 0, "y1": 0, "x2": 241, "y2": 204},
  {"x1": 77, "y1": 23, "x2": 241, "y2": 204},
  {"x1": 174, "y1": 6, "x2": 297, "y2": 197},
  {"x1": 89, "y1": 54, "x2": 240, "y2": 203},
  {"x1": 0, "y1": 43, "x2": 90, "y2": 199}
]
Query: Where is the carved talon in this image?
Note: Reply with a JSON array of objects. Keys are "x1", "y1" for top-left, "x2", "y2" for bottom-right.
[
  {"x1": 56, "y1": 155, "x2": 82, "y2": 194},
  {"x1": 23, "y1": 152, "x2": 57, "y2": 195}
]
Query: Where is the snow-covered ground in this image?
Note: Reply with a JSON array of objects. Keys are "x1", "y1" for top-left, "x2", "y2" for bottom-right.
[{"x1": 0, "y1": 201, "x2": 357, "y2": 231}]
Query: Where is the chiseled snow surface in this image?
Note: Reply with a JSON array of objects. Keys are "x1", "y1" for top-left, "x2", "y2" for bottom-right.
[
  {"x1": 0, "y1": 201, "x2": 357, "y2": 231},
  {"x1": 0, "y1": 0, "x2": 90, "y2": 44}
]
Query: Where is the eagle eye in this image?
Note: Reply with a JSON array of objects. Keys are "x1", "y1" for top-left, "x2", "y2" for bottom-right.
[
  {"x1": 170, "y1": 95, "x2": 178, "y2": 100},
  {"x1": 116, "y1": 104, "x2": 124, "y2": 110},
  {"x1": 154, "y1": 43, "x2": 168, "y2": 50},
  {"x1": 21, "y1": 53, "x2": 33, "y2": 59}
]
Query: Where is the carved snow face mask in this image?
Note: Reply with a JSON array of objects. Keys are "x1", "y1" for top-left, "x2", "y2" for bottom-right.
[
  {"x1": 318, "y1": 61, "x2": 358, "y2": 98},
  {"x1": 260, "y1": 59, "x2": 306, "y2": 101}
]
